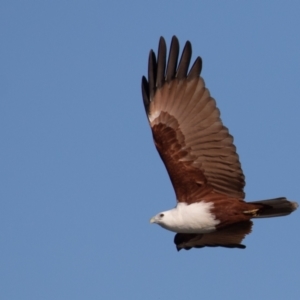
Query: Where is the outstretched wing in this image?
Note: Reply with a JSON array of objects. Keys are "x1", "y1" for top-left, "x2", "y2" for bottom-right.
[
  {"x1": 141, "y1": 36, "x2": 245, "y2": 203},
  {"x1": 174, "y1": 221, "x2": 253, "y2": 251}
]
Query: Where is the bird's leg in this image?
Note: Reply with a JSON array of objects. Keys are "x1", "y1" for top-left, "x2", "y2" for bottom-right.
[{"x1": 243, "y1": 209, "x2": 259, "y2": 217}]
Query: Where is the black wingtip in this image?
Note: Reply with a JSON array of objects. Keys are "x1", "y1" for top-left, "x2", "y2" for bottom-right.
[
  {"x1": 148, "y1": 50, "x2": 157, "y2": 101},
  {"x1": 187, "y1": 56, "x2": 202, "y2": 80},
  {"x1": 176, "y1": 40, "x2": 192, "y2": 79},
  {"x1": 166, "y1": 36, "x2": 180, "y2": 82},
  {"x1": 141, "y1": 76, "x2": 150, "y2": 114},
  {"x1": 142, "y1": 36, "x2": 203, "y2": 112},
  {"x1": 156, "y1": 37, "x2": 167, "y2": 88}
]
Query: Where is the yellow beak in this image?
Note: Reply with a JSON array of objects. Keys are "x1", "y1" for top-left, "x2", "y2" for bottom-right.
[{"x1": 150, "y1": 217, "x2": 156, "y2": 224}]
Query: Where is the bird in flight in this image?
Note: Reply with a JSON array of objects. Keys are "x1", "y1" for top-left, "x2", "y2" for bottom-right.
[{"x1": 141, "y1": 36, "x2": 298, "y2": 251}]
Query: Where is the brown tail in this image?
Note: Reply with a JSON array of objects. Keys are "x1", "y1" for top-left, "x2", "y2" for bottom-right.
[{"x1": 249, "y1": 197, "x2": 298, "y2": 218}]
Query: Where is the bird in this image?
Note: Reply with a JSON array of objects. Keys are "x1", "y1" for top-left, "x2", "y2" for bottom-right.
[{"x1": 141, "y1": 36, "x2": 298, "y2": 251}]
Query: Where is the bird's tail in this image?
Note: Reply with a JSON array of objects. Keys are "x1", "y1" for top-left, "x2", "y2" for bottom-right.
[{"x1": 248, "y1": 197, "x2": 298, "y2": 218}]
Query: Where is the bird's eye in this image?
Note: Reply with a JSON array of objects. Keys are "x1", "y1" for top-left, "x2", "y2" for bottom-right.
[{"x1": 159, "y1": 213, "x2": 164, "y2": 218}]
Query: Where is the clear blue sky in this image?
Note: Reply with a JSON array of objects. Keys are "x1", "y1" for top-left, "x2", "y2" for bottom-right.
[{"x1": 1, "y1": 1, "x2": 300, "y2": 299}]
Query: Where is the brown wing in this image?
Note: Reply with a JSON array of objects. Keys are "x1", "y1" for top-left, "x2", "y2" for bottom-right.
[
  {"x1": 174, "y1": 221, "x2": 253, "y2": 251},
  {"x1": 141, "y1": 36, "x2": 245, "y2": 203}
]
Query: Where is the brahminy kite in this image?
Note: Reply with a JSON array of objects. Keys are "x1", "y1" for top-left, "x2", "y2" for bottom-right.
[{"x1": 141, "y1": 36, "x2": 298, "y2": 250}]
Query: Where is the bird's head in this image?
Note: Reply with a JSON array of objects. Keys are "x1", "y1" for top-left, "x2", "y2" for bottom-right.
[
  {"x1": 150, "y1": 212, "x2": 165, "y2": 225},
  {"x1": 149, "y1": 209, "x2": 178, "y2": 231}
]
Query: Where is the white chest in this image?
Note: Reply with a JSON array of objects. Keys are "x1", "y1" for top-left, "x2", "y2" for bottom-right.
[{"x1": 159, "y1": 202, "x2": 220, "y2": 234}]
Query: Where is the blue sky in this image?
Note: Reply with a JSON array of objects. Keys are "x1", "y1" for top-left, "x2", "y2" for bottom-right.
[{"x1": 1, "y1": 1, "x2": 300, "y2": 299}]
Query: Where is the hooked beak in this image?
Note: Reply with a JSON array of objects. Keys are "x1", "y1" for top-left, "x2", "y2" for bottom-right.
[{"x1": 150, "y1": 217, "x2": 156, "y2": 224}]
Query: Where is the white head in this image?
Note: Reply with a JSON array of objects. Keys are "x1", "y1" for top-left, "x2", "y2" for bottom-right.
[
  {"x1": 149, "y1": 202, "x2": 220, "y2": 233},
  {"x1": 149, "y1": 209, "x2": 180, "y2": 232}
]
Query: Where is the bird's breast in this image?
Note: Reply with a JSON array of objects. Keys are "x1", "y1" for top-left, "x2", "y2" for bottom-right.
[{"x1": 163, "y1": 202, "x2": 220, "y2": 233}]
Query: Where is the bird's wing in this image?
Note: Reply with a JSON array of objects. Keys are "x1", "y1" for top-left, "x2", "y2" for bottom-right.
[
  {"x1": 141, "y1": 36, "x2": 245, "y2": 203},
  {"x1": 174, "y1": 221, "x2": 253, "y2": 251}
]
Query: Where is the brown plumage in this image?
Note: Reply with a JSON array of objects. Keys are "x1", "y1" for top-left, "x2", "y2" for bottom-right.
[
  {"x1": 142, "y1": 36, "x2": 298, "y2": 250},
  {"x1": 174, "y1": 221, "x2": 253, "y2": 251}
]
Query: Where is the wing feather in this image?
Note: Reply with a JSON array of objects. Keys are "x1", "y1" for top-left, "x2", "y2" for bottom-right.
[
  {"x1": 141, "y1": 36, "x2": 245, "y2": 203},
  {"x1": 174, "y1": 221, "x2": 252, "y2": 250},
  {"x1": 166, "y1": 36, "x2": 179, "y2": 82}
]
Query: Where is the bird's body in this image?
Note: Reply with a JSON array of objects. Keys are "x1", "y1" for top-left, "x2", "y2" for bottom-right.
[
  {"x1": 141, "y1": 36, "x2": 298, "y2": 250},
  {"x1": 150, "y1": 202, "x2": 219, "y2": 234}
]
